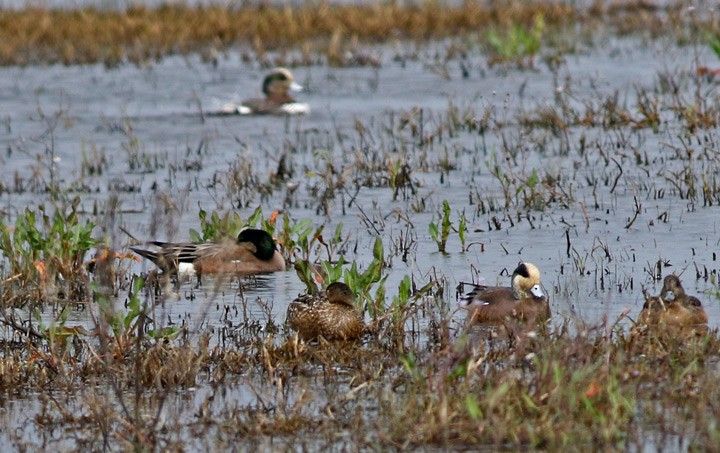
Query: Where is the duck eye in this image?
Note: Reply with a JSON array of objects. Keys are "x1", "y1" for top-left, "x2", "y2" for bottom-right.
[{"x1": 276, "y1": 74, "x2": 287, "y2": 81}]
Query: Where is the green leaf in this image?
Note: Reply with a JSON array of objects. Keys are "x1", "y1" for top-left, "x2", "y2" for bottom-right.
[
  {"x1": 247, "y1": 206, "x2": 263, "y2": 226},
  {"x1": 147, "y1": 326, "x2": 181, "y2": 340},
  {"x1": 321, "y1": 256, "x2": 346, "y2": 283},
  {"x1": 189, "y1": 228, "x2": 202, "y2": 243},
  {"x1": 429, "y1": 221, "x2": 439, "y2": 241},
  {"x1": 708, "y1": 33, "x2": 720, "y2": 60},
  {"x1": 332, "y1": 223, "x2": 343, "y2": 244},
  {"x1": 293, "y1": 259, "x2": 319, "y2": 293},
  {"x1": 465, "y1": 395, "x2": 483, "y2": 420},
  {"x1": 527, "y1": 168, "x2": 538, "y2": 189},
  {"x1": 372, "y1": 236, "x2": 384, "y2": 262}
]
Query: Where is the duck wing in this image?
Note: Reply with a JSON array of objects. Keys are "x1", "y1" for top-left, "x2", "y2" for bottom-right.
[
  {"x1": 131, "y1": 240, "x2": 226, "y2": 266},
  {"x1": 463, "y1": 285, "x2": 516, "y2": 306}
]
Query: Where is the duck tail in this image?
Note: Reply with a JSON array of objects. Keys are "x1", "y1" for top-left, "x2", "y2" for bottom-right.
[{"x1": 129, "y1": 245, "x2": 161, "y2": 263}]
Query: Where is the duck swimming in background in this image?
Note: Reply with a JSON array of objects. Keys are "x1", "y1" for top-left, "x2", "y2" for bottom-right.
[
  {"x1": 286, "y1": 282, "x2": 365, "y2": 341},
  {"x1": 130, "y1": 228, "x2": 286, "y2": 277},
  {"x1": 638, "y1": 274, "x2": 708, "y2": 327},
  {"x1": 461, "y1": 262, "x2": 550, "y2": 327},
  {"x1": 220, "y1": 67, "x2": 309, "y2": 115}
]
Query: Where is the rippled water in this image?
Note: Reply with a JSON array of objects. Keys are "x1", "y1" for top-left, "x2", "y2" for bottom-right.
[
  {"x1": 2, "y1": 38, "x2": 718, "y2": 328},
  {"x1": 1, "y1": 35, "x2": 720, "y2": 448}
]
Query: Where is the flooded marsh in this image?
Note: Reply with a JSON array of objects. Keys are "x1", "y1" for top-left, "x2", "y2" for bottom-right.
[{"x1": 2, "y1": 1, "x2": 720, "y2": 450}]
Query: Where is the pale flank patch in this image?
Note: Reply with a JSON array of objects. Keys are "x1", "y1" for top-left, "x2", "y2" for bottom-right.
[
  {"x1": 219, "y1": 103, "x2": 252, "y2": 115},
  {"x1": 280, "y1": 103, "x2": 310, "y2": 115},
  {"x1": 459, "y1": 298, "x2": 489, "y2": 309},
  {"x1": 177, "y1": 262, "x2": 197, "y2": 276},
  {"x1": 236, "y1": 105, "x2": 253, "y2": 115}
]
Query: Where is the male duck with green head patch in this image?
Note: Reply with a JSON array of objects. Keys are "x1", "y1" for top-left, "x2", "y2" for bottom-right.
[{"x1": 131, "y1": 227, "x2": 286, "y2": 277}]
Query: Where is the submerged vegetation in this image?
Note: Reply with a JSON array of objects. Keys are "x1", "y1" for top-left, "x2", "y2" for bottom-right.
[{"x1": 2, "y1": 0, "x2": 720, "y2": 450}]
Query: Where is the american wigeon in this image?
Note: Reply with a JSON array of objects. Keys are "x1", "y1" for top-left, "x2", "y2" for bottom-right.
[
  {"x1": 220, "y1": 67, "x2": 309, "y2": 115},
  {"x1": 461, "y1": 262, "x2": 550, "y2": 326},
  {"x1": 286, "y1": 282, "x2": 365, "y2": 341},
  {"x1": 130, "y1": 228, "x2": 286, "y2": 276},
  {"x1": 638, "y1": 275, "x2": 708, "y2": 327}
]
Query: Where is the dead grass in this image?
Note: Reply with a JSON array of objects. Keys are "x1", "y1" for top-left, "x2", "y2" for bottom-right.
[
  {"x1": 3, "y1": 285, "x2": 720, "y2": 451},
  {"x1": 0, "y1": 2, "x2": 570, "y2": 66},
  {"x1": 0, "y1": 0, "x2": 714, "y2": 67},
  {"x1": 3, "y1": 7, "x2": 720, "y2": 447}
]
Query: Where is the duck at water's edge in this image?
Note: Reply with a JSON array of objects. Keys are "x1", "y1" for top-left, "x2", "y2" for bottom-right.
[
  {"x1": 286, "y1": 282, "x2": 365, "y2": 341},
  {"x1": 637, "y1": 274, "x2": 708, "y2": 327}
]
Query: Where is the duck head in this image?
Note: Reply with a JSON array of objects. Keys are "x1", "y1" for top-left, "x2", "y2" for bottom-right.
[
  {"x1": 511, "y1": 262, "x2": 546, "y2": 300},
  {"x1": 660, "y1": 274, "x2": 684, "y2": 301},
  {"x1": 325, "y1": 282, "x2": 356, "y2": 308},
  {"x1": 263, "y1": 67, "x2": 303, "y2": 100},
  {"x1": 236, "y1": 228, "x2": 278, "y2": 261}
]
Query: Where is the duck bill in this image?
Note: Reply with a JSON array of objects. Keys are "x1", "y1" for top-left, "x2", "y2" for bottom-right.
[
  {"x1": 530, "y1": 284, "x2": 546, "y2": 300},
  {"x1": 289, "y1": 81, "x2": 304, "y2": 92}
]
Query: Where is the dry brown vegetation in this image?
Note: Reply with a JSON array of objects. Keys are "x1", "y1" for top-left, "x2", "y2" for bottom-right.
[
  {"x1": 0, "y1": 0, "x2": 715, "y2": 67},
  {"x1": 2, "y1": 0, "x2": 720, "y2": 450},
  {"x1": 3, "y1": 299, "x2": 720, "y2": 450}
]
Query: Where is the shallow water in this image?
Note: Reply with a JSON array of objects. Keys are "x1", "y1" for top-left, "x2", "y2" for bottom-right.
[
  {"x1": 2, "y1": 35, "x2": 720, "y2": 448},
  {"x1": 2, "y1": 37, "x2": 719, "y2": 330}
]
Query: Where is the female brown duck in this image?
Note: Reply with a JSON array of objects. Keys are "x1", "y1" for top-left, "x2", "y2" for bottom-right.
[
  {"x1": 638, "y1": 274, "x2": 708, "y2": 327},
  {"x1": 286, "y1": 282, "x2": 365, "y2": 341}
]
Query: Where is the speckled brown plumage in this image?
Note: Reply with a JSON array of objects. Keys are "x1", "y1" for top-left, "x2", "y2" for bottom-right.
[{"x1": 286, "y1": 282, "x2": 365, "y2": 341}]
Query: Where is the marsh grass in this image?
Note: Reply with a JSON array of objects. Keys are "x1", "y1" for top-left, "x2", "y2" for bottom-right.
[
  {"x1": 6, "y1": 297, "x2": 720, "y2": 450},
  {"x1": 0, "y1": 200, "x2": 97, "y2": 305},
  {"x1": 5, "y1": 5, "x2": 720, "y2": 448},
  {"x1": 3, "y1": 180, "x2": 720, "y2": 448},
  {"x1": 486, "y1": 14, "x2": 545, "y2": 69},
  {"x1": 0, "y1": 1, "x2": 717, "y2": 67},
  {"x1": 0, "y1": 2, "x2": 565, "y2": 67}
]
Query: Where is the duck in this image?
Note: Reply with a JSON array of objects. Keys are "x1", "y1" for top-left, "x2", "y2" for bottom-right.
[
  {"x1": 638, "y1": 274, "x2": 708, "y2": 327},
  {"x1": 220, "y1": 67, "x2": 309, "y2": 116},
  {"x1": 286, "y1": 282, "x2": 365, "y2": 341},
  {"x1": 461, "y1": 262, "x2": 550, "y2": 326},
  {"x1": 130, "y1": 227, "x2": 286, "y2": 277}
]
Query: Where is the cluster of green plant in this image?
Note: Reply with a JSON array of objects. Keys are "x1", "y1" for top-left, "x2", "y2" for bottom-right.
[
  {"x1": 294, "y1": 235, "x2": 386, "y2": 315},
  {"x1": 0, "y1": 199, "x2": 97, "y2": 303},
  {"x1": 429, "y1": 200, "x2": 453, "y2": 253},
  {"x1": 485, "y1": 14, "x2": 545, "y2": 69},
  {"x1": 429, "y1": 200, "x2": 468, "y2": 253},
  {"x1": 190, "y1": 208, "x2": 256, "y2": 242}
]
